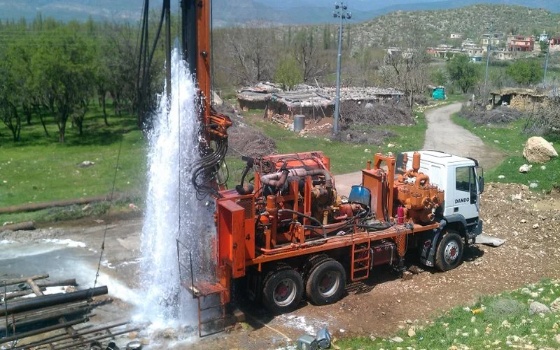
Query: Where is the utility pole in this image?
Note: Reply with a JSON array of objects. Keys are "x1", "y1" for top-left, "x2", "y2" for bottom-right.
[
  {"x1": 483, "y1": 21, "x2": 493, "y2": 100},
  {"x1": 333, "y1": 2, "x2": 351, "y2": 135},
  {"x1": 543, "y1": 42, "x2": 550, "y2": 88}
]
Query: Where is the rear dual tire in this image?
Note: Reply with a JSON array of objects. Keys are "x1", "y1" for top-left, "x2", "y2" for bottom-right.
[
  {"x1": 262, "y1": 268, "x2": 303, "y2": 314},
  {"x1": 305, "y1": 259, "x2": 346, "y2": 306}
]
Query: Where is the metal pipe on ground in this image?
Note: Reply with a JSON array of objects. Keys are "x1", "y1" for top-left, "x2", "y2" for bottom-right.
[
  {"x1": 15, "y1": 321, "x2": 129, "y2": 349},
  {"x1": 0, "y1": 286, "x2": 108, "y2": 317},
  {"x1": 0, "y1": 301, "x2": 90, "y2": 331},
  {"x1": 0, "y1": 317, "x2": 88, "y2": 345},
  {"x1": 0, "y1": 275, "x2": 49, "y2": 287}
]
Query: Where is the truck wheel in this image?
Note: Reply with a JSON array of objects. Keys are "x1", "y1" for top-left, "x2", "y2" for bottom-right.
[
  {"x1": 435, "y1": 231, "x2": 464, "y2": 271},
  {"x1": 262, "y1": 268, "x2": 303, "y2": 314},
  {"x1": 305, "y1": 259, "x2": 346, "y2": 305},
  {"x1": 303, "y1": 254, "x2": 329, "y2": 281}
]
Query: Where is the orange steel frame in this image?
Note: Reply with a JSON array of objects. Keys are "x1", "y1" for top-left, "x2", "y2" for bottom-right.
[
  {"x1": 187, "y1": 0, "x2": 443, "y2": 310},
  {"x1": 213, "y1": 152, "x2": 441, "y2": 306}
]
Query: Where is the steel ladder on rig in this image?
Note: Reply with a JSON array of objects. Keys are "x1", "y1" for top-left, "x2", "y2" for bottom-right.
[
  {"x1": 351, "y1": 241, "x2": 371, "y2": 281},
  {"x1": 177, "y1": 240, "x2": 227, "y2": 337},
  {"x1": 187, "y1": 282, "x2": 227, "y2": 337}
]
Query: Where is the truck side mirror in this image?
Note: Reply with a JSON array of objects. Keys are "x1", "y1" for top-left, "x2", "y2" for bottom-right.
[{"x1": 478, "y1": 176, "x2": 484, "y2": 194}]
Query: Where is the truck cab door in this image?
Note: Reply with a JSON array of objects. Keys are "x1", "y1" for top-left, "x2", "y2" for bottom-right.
[{"x1": 451, "y1": 166, "x2": 480, "y2": 220}]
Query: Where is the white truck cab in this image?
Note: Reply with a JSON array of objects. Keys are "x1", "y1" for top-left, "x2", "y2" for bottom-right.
[{"x1": 400, "y1": 150, "x2": 485, "y2": 269}]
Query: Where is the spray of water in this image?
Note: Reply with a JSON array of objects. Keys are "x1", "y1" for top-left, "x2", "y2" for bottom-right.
[{"x1": 138, "y1": 48, "x2": 216, "y2": 329}]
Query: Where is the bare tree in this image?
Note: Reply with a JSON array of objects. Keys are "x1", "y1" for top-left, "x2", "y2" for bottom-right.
[
  {"x1": 214, "y1": 25, "x2": 276, "y2": 86},
  {"x1": 292, "y1": 28, "x2": 328, "y2": 83},
  {"x1": 381, "y1": 47, "x2": 431, "y2": 108}
]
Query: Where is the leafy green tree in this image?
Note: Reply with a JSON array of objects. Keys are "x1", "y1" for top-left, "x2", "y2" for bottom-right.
[
  {"x1": 0, "y1": 66, "x2": 22, "y2": 141},
  {"x1": 431, "y1": 68, "x2": 448, "y2": 86},
  {"x1": 540, "y1": 40, "x2": 549, "y2": 54},
  {"x1": 506, "y1": 59, "x2": 543, "y2": 86},
  {"x1": 4, "y1": 33, "x2": 46, "y2": 132},
  {"x1": 275, "y1": 56, "x2": 303, "y2": 91},
  {"x1": 31, "y1": 26, "x2": 96, "y2": 142},
  {"x1": 446, "y1": 54, "x2": 481, "y2": 93},
  {"x1": 94, "y1": 22, "x2": 138, "y2": 126},
  {"x1": 0, "y1": 36, "x2": 30, "y2": 141}
]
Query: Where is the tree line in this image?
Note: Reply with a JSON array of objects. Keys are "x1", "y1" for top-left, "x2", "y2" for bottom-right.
[
  {"x1": 0, "y1": 15, "x2": 156, "y2": 143},
  {"x1": 1, "y1": 13, "x2": 553, "y2": 144}
]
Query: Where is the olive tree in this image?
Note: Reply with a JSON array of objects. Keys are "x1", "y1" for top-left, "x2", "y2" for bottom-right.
[
  {"x1": 506, "y1": 59, "x2": 543, "y2": 86},
  {"x1": 31, "y1": 26, "x2": 96, "y2": 142},
  {"x1": 447, "y1": 54, "x2": 481, "y2": 93}
]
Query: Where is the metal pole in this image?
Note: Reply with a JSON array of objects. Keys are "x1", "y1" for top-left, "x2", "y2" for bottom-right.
[
  {"x1": 333, "y1": 3, "x2": 350, "y2": 135},
  {"x1": 543, "y1": 45, "x2": 550, "y2": 87},
  {"x1": 333, "y1": 11, "x2": 343, "y2": 135},
  {"x1": 483, "y1": 22, "x2": 493, "y2": 98}
]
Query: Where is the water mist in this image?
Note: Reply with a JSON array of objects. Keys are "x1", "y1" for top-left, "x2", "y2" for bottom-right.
[{"x1": 138, "y1": 48, "x2": 216, "y2": 329}]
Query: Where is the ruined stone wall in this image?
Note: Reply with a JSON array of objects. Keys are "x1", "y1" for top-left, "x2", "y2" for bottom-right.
[{"x1": 509, "y1": 95, "x2": 540, "y2": 112}]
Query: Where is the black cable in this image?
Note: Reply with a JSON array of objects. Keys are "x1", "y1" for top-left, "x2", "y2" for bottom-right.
[
  {"x1": 278, "y1": 209, "x2": 326, "y2": 237},
  {"x1": 192, "y1": 137, "x2": 229, "y2": 199},
  {"x1": 356, "y1": 222, "x2": 392, "y2": 231},
  {"x1": 87, "y1": 131, "x2": 125, "y2": 313}
]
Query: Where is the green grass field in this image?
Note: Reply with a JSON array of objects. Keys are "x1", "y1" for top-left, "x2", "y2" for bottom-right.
[
  {"x1": 452, "y1": 114, "x2": 560, "y2": 192},
  {"x1": 0, "y1": 107, "x2": 146, "y2": 222}
]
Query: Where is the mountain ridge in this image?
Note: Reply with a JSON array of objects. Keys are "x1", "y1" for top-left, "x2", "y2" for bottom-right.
[{"x1": 0, "y1": 0, "x2": 557, "y2": 24}]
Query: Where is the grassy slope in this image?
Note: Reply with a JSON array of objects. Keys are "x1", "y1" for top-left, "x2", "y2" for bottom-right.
[{"x1": 452, "y1": 114, "x2": 560, "y2": 192}]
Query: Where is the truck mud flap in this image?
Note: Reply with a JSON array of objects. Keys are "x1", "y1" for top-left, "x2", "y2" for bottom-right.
[{"x1": 420, "y1": 220, "x2": 446, "y2": 267}]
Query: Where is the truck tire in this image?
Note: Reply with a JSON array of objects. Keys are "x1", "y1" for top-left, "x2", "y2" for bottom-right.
[
  {"x1": 303, "y1": 254, "x2": 329, "y2": 281},
  {"x1": 262, "y1": 268, "x2": 303, "y2": 314},
  {"x1": 305, "y1": 259, "x2": 346, "y2": 305},
  {"x1": 435, "y1": 230, "x2": 464, "y2": 271}
]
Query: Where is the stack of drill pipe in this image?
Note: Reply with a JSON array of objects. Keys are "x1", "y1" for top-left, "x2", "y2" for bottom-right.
[
  {"x1": 0, "y1": 286, "x2": 108, "y2": 341},
  {"x1": 0, "y1": 301, "x2": 90, "y2": 337},
  {"x1": 2, "y1": 279, "x2": 78, "y2": 301}
]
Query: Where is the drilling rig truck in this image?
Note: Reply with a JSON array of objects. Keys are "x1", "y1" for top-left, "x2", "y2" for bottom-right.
[{"x1": 176, "y1": 0, "x2": 485, "y2": 336}]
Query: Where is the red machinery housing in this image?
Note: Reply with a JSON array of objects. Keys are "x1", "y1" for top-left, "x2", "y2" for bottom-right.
[
  {"x1": 187, "y1": 150, "x2": 446, "y2": 323},
  {"x1": 178, "y1": 0, "x2": 455, "y2": 337}
]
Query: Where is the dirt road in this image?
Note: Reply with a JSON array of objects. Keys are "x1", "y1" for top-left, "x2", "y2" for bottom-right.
[
  {"x1": 422, "y1": 102, "x2": 505, "y2": 169},
  {"x1": 335, "y1": 102, "x2": 504, "y2": 197}
]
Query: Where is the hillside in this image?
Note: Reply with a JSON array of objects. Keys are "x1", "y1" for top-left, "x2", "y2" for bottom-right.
[
  {"x1": 0, "y1": 1, "x2": 558, "y2": 24},
  {"x1": 351, "y1": 4, "x2": 560, "y2": 48}
]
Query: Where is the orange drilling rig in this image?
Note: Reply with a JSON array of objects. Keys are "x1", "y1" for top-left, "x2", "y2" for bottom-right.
[{"x1": 177, "y1": 0, "x2": 484, "y2": 336}]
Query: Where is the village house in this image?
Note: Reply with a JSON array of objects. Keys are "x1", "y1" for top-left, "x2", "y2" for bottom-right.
[
  {"x1": 494, "y1": 49, "x2": 514, "y2": 61},
  {"x1": 481, "y1": 33, "x2": 504, "y2": 51},
  {"x1": 507, "y1": 34, "x2": 535, "y2": 52},
  {"x1": 450, "y1": 33, "x2": 462, "y2": 39},
  {"x1": 461, "y1": 38, "x2": 478, "y2": 49},
  {"x1": 550, "y1": 36, "x2": 560, "y2": 52},
  {"x1": 490, "y1": 88, "x2": 546, "y2": 111}
]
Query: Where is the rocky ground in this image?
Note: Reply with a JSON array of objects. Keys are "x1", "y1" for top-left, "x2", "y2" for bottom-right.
[
  {"x1": 186, "y1": 182, "x2": 560, "y2": 350},
  {"x1": 3, "y1": 181, "x2": 560, "y2": 349}
]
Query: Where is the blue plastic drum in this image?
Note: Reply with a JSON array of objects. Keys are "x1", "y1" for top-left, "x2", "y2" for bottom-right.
[{"x1": 348, "y1": 185, "x2": 371, "y2": 207}]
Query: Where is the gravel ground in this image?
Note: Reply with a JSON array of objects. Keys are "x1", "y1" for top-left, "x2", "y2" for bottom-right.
[{"x1": 3, "y1": 102, "x2": 560, "y2": 349}]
